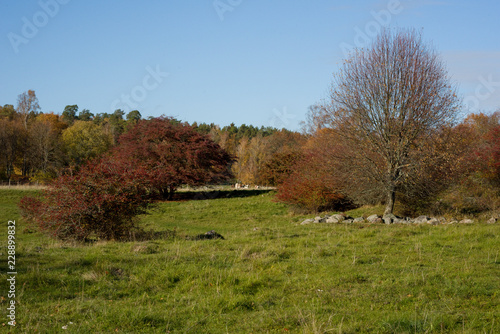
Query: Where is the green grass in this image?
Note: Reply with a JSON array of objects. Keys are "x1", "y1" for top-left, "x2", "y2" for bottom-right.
[{"x1": 0, "y1": 189, "x2": 499, "y2": 333}]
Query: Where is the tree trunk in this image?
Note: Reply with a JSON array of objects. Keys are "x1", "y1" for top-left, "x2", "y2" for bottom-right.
[
  {"x1": 167, "y1": 187, "x2": 175, "y2": 201},
  {"x1": 160, "y1": 188, "x2": 169, "y2": 200},
  {"x1": 22, "y1": 154, "x2": 28, "y2": 177},
  {"x1": 384, "y1": 187, "x2": 395, "y2": 215}
]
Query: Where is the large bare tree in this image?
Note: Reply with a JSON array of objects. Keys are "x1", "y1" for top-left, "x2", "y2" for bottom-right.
[{"x1": 323, "y1": 28, "x2": 461, "y2": 215}]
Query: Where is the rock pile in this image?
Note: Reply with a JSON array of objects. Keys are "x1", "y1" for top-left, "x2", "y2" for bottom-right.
[{"x1": 300, "y1": 213, "x2": 498, "y2": 225}]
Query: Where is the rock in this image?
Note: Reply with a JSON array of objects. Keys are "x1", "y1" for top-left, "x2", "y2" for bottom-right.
[
  {"x1": 487, "y1": 217, "x2": 497, "y2": 224},
  {"x1": 194, "y1": 230, "x2": 225, "y2": 240},
  {"x1": 300, "y1": 219, "x2": 315, "y2": 225},
  {"x1": 414, "y1": 216, "x2": 429, "y2": 224},
  {"x1": 427, "y1": 218, "x2": 440, "y2": 225},
  {"x1": 393, "y1": 218, "x2": 407, "y2": 224},
  {"x1": 331, "y1": 214, "x2": 345, "y2": 222},
  {"x1": 298, "y1": 212, "x2": 461, "y2": 227},
  {"x1": 325, "y1": 217, "x2": 340, "y2": 224},
  {"x1": 382, "y1": 214, "x2": 393, "y2": 223},
  {"x1": 383, "y1": 213, "x2": 398, "y2": 225}
]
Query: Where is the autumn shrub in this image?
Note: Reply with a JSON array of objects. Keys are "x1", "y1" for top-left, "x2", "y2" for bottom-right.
[
  {"x1": 19, "y1": 158, "x2": 153, "y2": 241},
  {"x1": 276, "y1": 175, "x2": 349, "y2": 213},
  {"x1": 259, "y1": 150, "x2": 303, "y2": 186},
  {"x1": 395, "y1": 125, "x2": 472, "y2": 215},
  {"x1": 399, "y1": 113, "x2": 500, "y2": 216},
  {"x1": 473, "y1": 123, "x2": 500, "y2": 187},
  {"x1": 436, "y1": 117, "x2": 500, "y2": 215},
  {"x1": 274, "y1": 129, "x2": 354, "y2": 212},
  {"x1": 275, "y1": 151, "x2": 352, "y2": 212},
  {"x1": 438, "y1": 177, "x2": 500, "y2": 215}
]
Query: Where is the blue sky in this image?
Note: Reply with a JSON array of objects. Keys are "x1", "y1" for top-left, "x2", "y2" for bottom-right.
[{"x1": 1, "y1": 0, "x2": 499, "y2": 130}]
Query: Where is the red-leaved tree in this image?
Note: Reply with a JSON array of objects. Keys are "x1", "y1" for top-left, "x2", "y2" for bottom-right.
[{"x1": 111, "y1": 117, "x2": 233, "y2": 199}]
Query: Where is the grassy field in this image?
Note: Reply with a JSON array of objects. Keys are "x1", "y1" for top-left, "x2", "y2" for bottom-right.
[{"x1": 0, "y1": 188, "x2": 499, "y2": 333}]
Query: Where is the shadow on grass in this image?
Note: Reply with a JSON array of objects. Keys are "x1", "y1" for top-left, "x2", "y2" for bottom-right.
[
  {"x1": 129, "y1": 229, "x2": 178, "y2": 241},
  {"x1": 122, "y1": 229, "x2": 226, "y2": 242},
  {"x1": 80, "y1": 229, "x2": 178, "y2": 243},
  {"x1": 171, "y1": 189, "x2": 274, "y2": 201}
]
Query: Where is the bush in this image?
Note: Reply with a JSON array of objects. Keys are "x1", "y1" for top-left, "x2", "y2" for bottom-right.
[
  {"x1": 440, "y1": 177, "x2": 500, "y2": 215},
  {"x1": 19, "y1": 158, "x2": 153, "y2": 241},
  {"x1": 273, "y1": 129, "x2": 355, "y2": 213},
  {"x1": 399, "y1": 113, "x2": 500, "y2": 216},
  {"x1": 112, "y1": 117, "x2": 233, "y2": 199},
  {"x1": 276, "y1": 174, "x2": 350, "y2": 213},
  {"x1": 259, "y1": 150, "x2": 303, "y2": 186},
  {"x1": 275, "y1": 151, "x2": 353, "y2": 212}
]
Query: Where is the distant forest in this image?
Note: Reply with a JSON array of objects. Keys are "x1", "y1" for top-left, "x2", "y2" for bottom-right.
[{"x1": 0, "y1": 90, "x2": 305, "y2": 187}]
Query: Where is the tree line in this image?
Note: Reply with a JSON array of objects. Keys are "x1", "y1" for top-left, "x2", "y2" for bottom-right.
[
  {"x1": 0, "y1": 91, "x2": 305, "y2": 185},
  {"x1": 0, "y1": 92, "x2": 144, "y2": 183}
]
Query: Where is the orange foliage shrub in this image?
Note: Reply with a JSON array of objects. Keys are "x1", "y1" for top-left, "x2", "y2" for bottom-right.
[{"x1": 275, "y1": 129, "x2": 353, "y2": 212}]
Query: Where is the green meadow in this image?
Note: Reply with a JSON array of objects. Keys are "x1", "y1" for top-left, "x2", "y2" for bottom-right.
[{"x1": 0, "y1": 188, "x2": 498, "y2": 333}]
